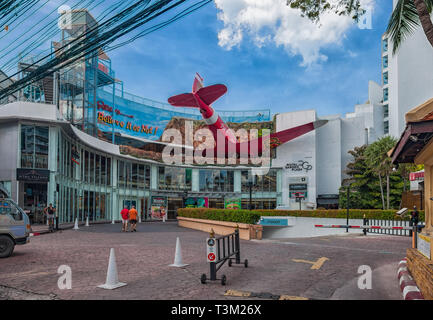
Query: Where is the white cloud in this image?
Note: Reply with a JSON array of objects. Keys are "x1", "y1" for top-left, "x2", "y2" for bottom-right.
[{"x1": 214, "y1": 0, "x2": 374, "y2": 66}]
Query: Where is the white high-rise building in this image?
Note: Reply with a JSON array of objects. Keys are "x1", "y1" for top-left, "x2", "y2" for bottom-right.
[{"x1": 383, "y1": 1, "x2": 433, "y2": 138}]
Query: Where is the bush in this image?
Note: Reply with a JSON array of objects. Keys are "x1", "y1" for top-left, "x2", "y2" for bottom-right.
[
  {"x1": 177, "y1": 208, "x2": 425, "y2": 223},
  {"x1": 177, "y1": 208, "x2": 261, "y2": 224}
]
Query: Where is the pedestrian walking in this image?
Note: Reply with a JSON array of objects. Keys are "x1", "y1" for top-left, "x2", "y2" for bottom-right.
[
  {"x1": 128, "y1": 205, "x2": 138, "y2": 232},
  {"x1": 120, "y1": 206, "x2": 129, "y2": 232},
  {"x1": 44, "y1": 203, "x2": 56, "y2": 232}
]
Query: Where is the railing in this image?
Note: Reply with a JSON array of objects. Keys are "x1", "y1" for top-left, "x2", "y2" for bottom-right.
[{"x1": 366, "y1": 219, "x2": 412, "y2": 236}]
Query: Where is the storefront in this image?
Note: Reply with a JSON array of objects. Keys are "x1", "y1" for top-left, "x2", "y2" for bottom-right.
[{"x1": 0, "y1": 102, "x2": 283, "y2": 224}]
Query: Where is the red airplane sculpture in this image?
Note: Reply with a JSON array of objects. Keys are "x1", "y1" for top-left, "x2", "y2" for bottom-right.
[{"x1": 168, "y1": 73, "x2": 327, "y2": 157}]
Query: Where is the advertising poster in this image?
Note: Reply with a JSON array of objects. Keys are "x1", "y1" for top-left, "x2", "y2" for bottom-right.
[
  {"x1": 185, "y1": 197, "x2": 209, "y2": 208},
  {"x1": 151, "y1": 196, "x2": 167, "y2": 220},
  {"x1": 224, "y1": 197, "x2": 241, "y2": 209}
]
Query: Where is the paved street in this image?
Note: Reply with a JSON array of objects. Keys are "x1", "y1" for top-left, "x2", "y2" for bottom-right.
[{"x1": 0, "y1": 222, "x2": 409, "y2": 300}]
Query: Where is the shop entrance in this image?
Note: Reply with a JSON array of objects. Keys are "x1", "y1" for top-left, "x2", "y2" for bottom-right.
[
  {"x1": 167, "y1": 197, "x2": 183, "y2": 220},
  {"x1": 21, "y1": 182, "x2": 47, "y2": 224}
]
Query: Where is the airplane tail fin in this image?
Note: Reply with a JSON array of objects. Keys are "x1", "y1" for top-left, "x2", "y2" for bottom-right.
[
  {"x1": 192, "y1": 73, "x2": 204, "y2": 93},
  {"x1": 168, "y1": 73, "x2": 227, "y2": 108}
]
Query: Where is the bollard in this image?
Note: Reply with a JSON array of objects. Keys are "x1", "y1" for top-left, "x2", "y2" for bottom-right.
[
  {"x1": 363, "y1": 215, "x2": 368, "y2": 236},
  {"x1": 85, "y1": 216, "x2": 90, "y2": 227}
]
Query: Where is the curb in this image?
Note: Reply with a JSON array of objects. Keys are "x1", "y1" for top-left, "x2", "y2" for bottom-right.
[{"x1": 398, "y1": 259, "x2": 424, "y2": 300}]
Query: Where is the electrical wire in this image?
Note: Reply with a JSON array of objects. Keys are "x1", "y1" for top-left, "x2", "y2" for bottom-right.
[{"x1": 0, "y1": 0, "x2": 212, "y2": 100}]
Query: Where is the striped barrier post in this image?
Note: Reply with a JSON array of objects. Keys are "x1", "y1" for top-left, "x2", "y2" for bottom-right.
[{"x1": 314, "y1": 224, "x2": 414, "y2": 231}]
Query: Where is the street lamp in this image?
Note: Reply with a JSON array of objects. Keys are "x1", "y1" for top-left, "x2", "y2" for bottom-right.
[{"x1": 342, "y1": 179, "x2": 356, "y2": 233}]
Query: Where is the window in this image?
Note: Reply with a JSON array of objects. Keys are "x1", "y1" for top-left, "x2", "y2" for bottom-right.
[
  {"x1": 383, "y1": 71, "x2": 388, "y2": 85},
  {"x1": 382, "y1": 38, "x2": 388, "y2": 52},
  {"x1": 383, "y1": 55, "x2": 388, "y2": 69},
  {"x1": 384, "y1": 121, "x2": 389, "y2": 134},
  {"x1": 383, "y1": 104, "x2": 389, "y2": 118},
  {"x1": 20, "y1": 125, "x2": 49, "y2": 169},
  {"x1": 383, "y1": 88, "x2": 389, "y2": 102}
]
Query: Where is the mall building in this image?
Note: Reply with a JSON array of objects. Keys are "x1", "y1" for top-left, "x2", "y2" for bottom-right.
[{"x1": 0, "y1": 9, "x2": 392, "y2": 223}]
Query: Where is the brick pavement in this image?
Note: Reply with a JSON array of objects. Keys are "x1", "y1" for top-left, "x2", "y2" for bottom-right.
[{"x1": 0, "y1": 222, "x2": 410, "y2": 300}]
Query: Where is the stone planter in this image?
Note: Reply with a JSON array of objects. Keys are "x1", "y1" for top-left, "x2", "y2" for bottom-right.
[{"x1": 177, "y1": 216, "x2": 262, "y2": 240}]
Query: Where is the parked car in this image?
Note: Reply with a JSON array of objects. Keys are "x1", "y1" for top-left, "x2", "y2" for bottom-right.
[{"x1": 0, "y1": 185, "x2": 31, "y2": 258}]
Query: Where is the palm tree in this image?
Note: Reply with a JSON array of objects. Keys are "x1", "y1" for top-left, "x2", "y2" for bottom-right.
[
  {"x1": 387, "y1": 0, "x2": 433, "y2": 54},
  {"x1": 365, "y1": 136, "x2": 397, "y2": 209}
]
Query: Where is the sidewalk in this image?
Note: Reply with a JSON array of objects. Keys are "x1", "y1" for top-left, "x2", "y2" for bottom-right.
[{"x1": 30, "y1": 220, "x2": 113, "y2": 234}]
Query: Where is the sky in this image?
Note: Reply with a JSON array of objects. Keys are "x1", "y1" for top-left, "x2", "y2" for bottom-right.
[{"x1": 0, "y1": 0, "x2": 394, "y2": 117}]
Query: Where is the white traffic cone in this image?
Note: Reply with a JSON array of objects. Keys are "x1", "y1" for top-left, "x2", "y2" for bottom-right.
[
  {"x1": 73, "y1": 218, "x2": 79, "y2": 230},
  {"x1": 169, "y1": 237, "x2": 188, "y2": 267},
  {"x1": 98, "y1": 248, "x2": 127, "y2": 290},
  {"x1": 85, "y1": 216, "x2": 90, "y2": 227}
]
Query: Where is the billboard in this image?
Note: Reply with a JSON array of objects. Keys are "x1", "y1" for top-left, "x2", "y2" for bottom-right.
[
  {"x1": 185, "y1": 197, "x2": 209, "y2": 208},
  {"x1": 151, "y1": 196, "x2": 167, "y2": 220},
  {"x1": 224, "y1": 197, "x2": 241, "y2": 209}
]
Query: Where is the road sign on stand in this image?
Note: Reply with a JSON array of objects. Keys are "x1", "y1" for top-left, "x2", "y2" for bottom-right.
[{"x1": 206, "y1": 238, "x2": 216, "y2": 262}]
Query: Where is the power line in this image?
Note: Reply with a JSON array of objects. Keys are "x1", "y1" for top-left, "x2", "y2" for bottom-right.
[{"x1": 0, "y1": 0, "x2": 212, "y2": 100}]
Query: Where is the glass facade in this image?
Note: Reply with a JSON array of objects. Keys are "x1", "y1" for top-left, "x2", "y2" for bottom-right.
[
  {"x1": 56, "y1": 130, "x2": 113, "y2": 223},
  {"x1": 241, "y1": 169, "x2": 277, "y2": 193},
  {"x1": 20, "y1": 125, "x2": 49, "y2": 169},
  {"x1": 199, "y1": 169, "x2": 234, "y2": 192},
  {"x1": 16, "y1": 125, "x2": 282, "y2": 224},
  {"x1": 158, "y1": 166, "x2": 192, "y2": 191}
]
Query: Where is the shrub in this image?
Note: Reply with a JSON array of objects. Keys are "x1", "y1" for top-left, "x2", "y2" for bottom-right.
[
  {"x1": 177, "y1": 208, "x2": 261, "y2": 224},
  {"x1": 177, "y1": 208, "x2": 425, "y2": 223}
]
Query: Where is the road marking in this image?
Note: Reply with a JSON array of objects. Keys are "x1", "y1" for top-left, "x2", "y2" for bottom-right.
[
  {"x1": 224, "y1": 290, "x2": 309, "y2": 300},
  {"x1": 292, "y1": 257, "x2": 329, "y2": 270},
  {"x1": 279, "y1": 295, "x2": 309, "y2": 300},
  {"x1": 224, "y1": 290, "x2": 251, "y2": 297}
]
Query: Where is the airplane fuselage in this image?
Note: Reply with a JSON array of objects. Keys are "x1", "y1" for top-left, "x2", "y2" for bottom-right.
[{"x1": 192, "y1": 92, "x2": 237, "y2": 144}]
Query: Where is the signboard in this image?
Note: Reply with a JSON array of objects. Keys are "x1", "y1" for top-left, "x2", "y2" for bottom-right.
[
  {"x1": 417, "y1": 233, "x2": 431, "y2": 259},
  {"x1": 96, "y1": 89, "x2": 271, "y2": 143},
  {"x1": 185, "y1": 197, "x2": 209, "y2": 208},
  {"x1": 16, "y1": 169, "x2": 50, "y2": 182},
  {"x1": 258, "y1": 217, "x2": 289, "y2": 227},
  {"x1": 151, "y1": 196, "x2": 167, "y2": 220},
  {"x1": 290, "y1": 191, "x2": 307, "y2": 199},
  {"x1": 206, "y1": 238, "x2": 217, "y2": 262},
  {"x1": 224, "y1": 197, "x2": 241, "y2": 210}
]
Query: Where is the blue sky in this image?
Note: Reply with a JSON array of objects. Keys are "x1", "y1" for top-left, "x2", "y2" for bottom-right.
[
  {"x1": 107, "y1": 0, "x2": 393, "y2": 117},
  {"x1": 0, "y1": 0, "x2": 394, "y2": 117}
]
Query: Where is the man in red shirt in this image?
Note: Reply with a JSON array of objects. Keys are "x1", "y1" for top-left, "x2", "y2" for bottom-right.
[{"x1": 120, "y1": 206, "x2": 129, "y2": 232}]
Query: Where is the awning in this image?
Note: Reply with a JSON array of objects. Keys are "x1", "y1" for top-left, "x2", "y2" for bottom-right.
[{"x1": 391, "y1": 120, "x2": 433, "y2": 164}]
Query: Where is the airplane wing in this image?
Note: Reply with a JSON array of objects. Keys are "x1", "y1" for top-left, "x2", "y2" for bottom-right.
[
  {"x1": 200, "y1": 120, "x2": 328, "y2": 158},
  {"x1": 196, "y1": 84, "x2": 227, "y2": 105},
  {"x1": 168, "y1": 93, "x2": 197, "y2": 107}
]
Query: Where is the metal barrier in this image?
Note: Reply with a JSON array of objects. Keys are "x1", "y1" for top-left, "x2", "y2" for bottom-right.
[
  {"x1": 201, "y1": 228, "x2": 248, "y2": 285},
  {"x1": 314, "y1": 223, "x2": 425, "y2": 238}
]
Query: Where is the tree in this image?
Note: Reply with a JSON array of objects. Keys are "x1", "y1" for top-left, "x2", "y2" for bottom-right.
[
  {"x1": 286, "y1": 0, "x2": 433, "y2": 54},
  {"x1": 364, "y1": 136, "x2": 398, "y2": 209},
  {"x1": 286, "y1": 0, "x2": 366, "y2": 23},
  {"x1": 387, "y1": 0, "x2": 433, "y2": 54}
]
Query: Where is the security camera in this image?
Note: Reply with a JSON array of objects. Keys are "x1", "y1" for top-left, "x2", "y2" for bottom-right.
[{"x1": 396, "y1": 208, "x2": 408, "y2": 216}]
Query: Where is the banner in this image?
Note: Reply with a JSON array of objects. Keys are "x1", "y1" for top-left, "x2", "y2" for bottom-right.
[
  {"x1": 224, "y1": 197, "x2": 241, "y2": 210},
  {"x1": 185, "y1": 197, "x2": 209, "y2": 208},
  {"x1": 151, "y1": 196, "x2": 167, "y2": 220}
]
